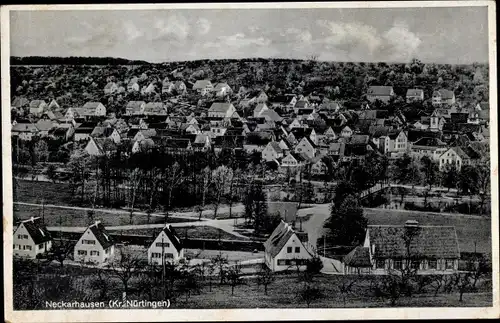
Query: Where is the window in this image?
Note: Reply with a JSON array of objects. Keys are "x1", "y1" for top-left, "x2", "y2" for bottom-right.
[
  {"x1": 287, "y1": 247, "x2": 292, "y2": 253},
  {"x1": 445, "y1": 259, "x2": 454, "y2": 270},
  {"x1": 38, "y1": 244, "x2": 44, "y2": 250},
  {"x1": 156, "y1": 242, "x2": 170, "y2": 248},
  {"x1": 295, "y1": 247, "x2": 300, "y2": 253},
  {"x1": 90, "y1": 250, "x2": 100, "y2": 256},
  {"x1": 428, "y1": 259, "x2": 437, "y2": 269},
  {"x1": 376, "y1": 259, "x2": 385, "y2": 269},
  {"x1": 411, "y1": 260, "x2": 420, "y2": 270},
  {"x1": 18, "y1": 234, "x2": 29, "y2": 240},
  {"x1": 393, "y1": 260, "x2": 402, "y2": 270},
  {"x1": 77, "y1": 250, "x2": 87, "y2": 255},
  {"x1": 23, "y1": 245, "x2": 32, "y2": 250},
  {"x1": 82, "y1": 239, "x2": 96, "y2": 245},
  {"x1": 165, "y1": 253, "x2": 174, "y2": 258},
  {"x1": 277, "y1": 259, "x2": 286, "y2": 266}
]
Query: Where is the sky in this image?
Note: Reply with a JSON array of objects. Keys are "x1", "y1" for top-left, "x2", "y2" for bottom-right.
[{"x1": 10, "y1": 6, "x2": 489, "y2": 64}]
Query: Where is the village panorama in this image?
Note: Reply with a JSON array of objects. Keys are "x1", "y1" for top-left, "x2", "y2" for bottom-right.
[{"x1": 7, "y1": 9, "x2": 493, "y2": 311}]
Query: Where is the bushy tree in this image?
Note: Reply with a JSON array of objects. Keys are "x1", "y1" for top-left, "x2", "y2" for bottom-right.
[{"x1": 325, "y1": 194, "x2": 367, "y2": 246}]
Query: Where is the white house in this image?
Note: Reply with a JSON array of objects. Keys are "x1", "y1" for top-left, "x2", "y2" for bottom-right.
[
  {"x1": 340, "y1": 125, "x2": 353, "y2": 138},
  {"x1": 11, "y1": 123, "x2": 39, "y2": 141},
  {"x1": 208, "y1": 102, "x2": 236, "y2": 118},
  {"x1": 147, "y1": 224, "x2": 184, "y2": 265},
  {"x1": 439, "y1": 147, "x2": 471, "y2": 172},
  {"x1": 406, "y1": 89, "x2": 424, "y2": 103},
  {"x1": 125, "y1": 101, "x2": 146, "y2": 115},
  {"x1": 262, "y1": 141, "x2": 284, "y2": 162},
  {"x1": 29, "y1": 100, "x2": 47, "y2": 116},
  {"x1": 264, "y1": 220, "x2": 312, "y2": 272},
  {"x1": 213, "y1": 82, "x2": 232, "y2": 97},
  {"x1": 192, "y1": 80, "x2": 213, "y2": 95},
  {"x1": 432, "y1": 89, "x2": 456, "y2": 106},
  {"x1": 82, "y1": 102, "x2": 106, "y2": 117},
  {"x1": 294, "y1": 137, "x2": 316, "y2": 159},
  {"x1": 73, "y1": 221, "x2": 115, "y2": 265},
  {"x1": 13, "y1": 217, "x2": 52, "y2": 259}
]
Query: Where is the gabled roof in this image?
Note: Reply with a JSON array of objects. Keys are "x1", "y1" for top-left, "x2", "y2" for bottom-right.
[
  {"x1": 260, "y1": 109, "x2": 283, "y2": 122},
  {"x1": 12, "y1": 122, "x2": 38, "y2": 133},
  {"x1": 447, "y1": 146, "x2": 471, "y2": 160},
  {"x1": 406, "y1": 89, "x2": 424, "y2": 97},
  {"x1": 367, "y1": 224, "x2": 460, "y2": 259},
  {"x1": 209, "y1": 102, "x2": 234, "y2": 113},
  {"x1": 348, "y1": 134, "x2": 370, "y2": 145},
  {"x1": 193, "y1": 79, "x2": 213, "y2": 89},
  {"x1": 263, "y1": 221, "x2": 295, "y2": 258},
  {"x1": 368, "y1": 125, "x2": 390, "y2": 138},
  {"x1": 30, "y1": 100, "x2": 46, "y2": 109},
  {"x1": 213, "y1": 82, "x2": 231, "y2": 90},
  {"x1": 165, "y1": 138, "x2": 191, "y2": 149},
  {"x1": 35, "y1": 120, "x2": 55, "y2": 131},
  {"x1": 91, "y1": 126, "x2": 116, "y2": 138},
  {"x1": 87, "y1": 221, "x2": 114, "y2": 249},
  {"x1": 433, "y1": 89, "x2": 455, "y2": 99},
  {"x1": 367, "y1": 86, "x2": 393, "y2": 96},
  {"x1": 144, "y1": 102, "x2": 166, "y2": 114},
  {"x1": 294, "y1": 100, "x2": 309, "y2": 109},
  {"x1": 344, "y1": 246, "x2": 371, "y2": 267},
  {"x1": 82, "y1": 102, "x2": 103, "y2": 110},
  {"x1": 151, "y1": 225, "x2": 183, "y2": 252},
  {"x1": 413, "y1": 137, "x2": 447, "y2": 147},
  {"x1": 267, "y1": 141, "x2": 283, "y2": 154},
  {"x1": 126, "y1": 101, "x2": 146, "y2": 112},
  {"x1": 18, "y1": 217, "x2": 52, "y2": 244},
  {"x1": 12, "y1": 97, "x2": 29, "y2": 108}
]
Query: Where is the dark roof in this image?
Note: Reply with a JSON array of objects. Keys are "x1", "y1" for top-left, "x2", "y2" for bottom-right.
[
  {"x1": 368, "y1": 125, "x2": 390, "y2": 138},
  {"x1": 19, "y1": 217, "x2": 52, "y2": 244},
  {"x1": 165, "y1": 138, "x2": 191, "y2": 149},
  {"x1": 450, "y1": 113, "x2": 469, "y2": 123},
  {"x1": 413, "y1": 137, "x2": 447, "y2": 147},
  {"x1": 264, "y1": 221, "x2": 295, "y2": 258},
  {"x1": 407, "y1": 130, "x2": 442, "y2": 143},
  {"x1": 87, "y1": 222, "x2": 114, "y2": 249},
  {"x1": 343, "y1": 246, "x2": 371, "y2": 267},
  {"x1": 367, "y1": 224, "x2": 460, "y2": 259},
  {"x1": 367, "y1": 86, "x2": 393, "y2": 96}
]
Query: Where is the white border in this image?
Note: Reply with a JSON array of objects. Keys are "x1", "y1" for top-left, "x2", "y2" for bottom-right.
[{"x1": 2, "y1": 1, "x2": 499, "y2": 321}]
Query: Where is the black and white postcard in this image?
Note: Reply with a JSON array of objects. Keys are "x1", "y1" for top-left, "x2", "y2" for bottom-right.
[{"x1": 2, "y1": 1, "x2": 498, "y2": 321}]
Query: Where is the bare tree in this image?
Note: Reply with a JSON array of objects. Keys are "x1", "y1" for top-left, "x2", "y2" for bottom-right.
[
  {"x1": 337, "y1": 276, "x2": 356, "y2": 307},
  {"x1": 164, "y1": 162, "x2": 185, "y2": 217},
  {"x1": 199, "y1": 166, "x2": 211, "y2": 220},
  {"x1": 256, "y1": 264, "x2": 275, "y2": 295},
  {"x1": 107, "y1": 250, "x2": 142, "y2": 299},
  {"x1": 127, "y1": 168, "x2": 141, "y2": 225},
  {"x1": 89, "y1": 268, "x2": 110, "y2": 302},
  {"x1": 211, "y1": 165, "x2": 233, "y2": 219},
  {"x1": 297, "y1": 283, "x2": 323, "y2": 308},
  {"x1": 226, "y1": 262, "x2": 244, "y2": 295}
]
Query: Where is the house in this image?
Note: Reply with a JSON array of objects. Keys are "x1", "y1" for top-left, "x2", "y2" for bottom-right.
[
  {"x1": 85, "y1": 137, "x2": 117, "y2": 156},
  {"x1": 213, "y1": 82, "x2": 232, "y2": 97},
  {"x1": 432, "y1": 89, "x2": 456, "y2": 106},
  {"x1": 406, "y1": 89, "x2": 424, "y2": 103},
  {"x1": 147, "y1": 224, "x2": 184, "y2": 265},
  {"x1": 410, "y1": 137, "x2": 448, "y2": 162},
  {"x1": 247, "y1": 90, "x2": 268, "y2": 103},
  {"x1": 192, "y1": 134, "x2": 211, "y2": 151},
  {"x1": 362, "y1": 221, "x2": 460, "y2": 274},
  {"x1": 48, "y1": 125, "x2": 74, "y2": 141},
  {"x1": 280, "y1": 152, "x2": 306, "y2": 168},
  {"x1": 323, "y1": 126, "x2": 337, "y2": 139},
  {"x1": 208, "y1": 102, "x2": 236, "y2": 118},
  {"x1": 47, "y1": 99, "x2": 60, "y2": 111},
  {"x1": 340, "y1": 125, "x2": 353, "y2": 138},
  {"x1": 310, "y1": 157, "x2": 328, "y2": 176},
  {"x1": 439, "y1": 146, "x2": 472, "y2": 171},
  {"x1": 12, "y1": 96, "x2": 29, "y2": 109},
  {"x1": 260, "y1": 109, "x2": 283, "y2": 123},
  {"x1": 125, "y1": 101, "x2": 146, "y2": 115},
  {"x1": 164, "y1": 138, "x2": 193, "y2": 154},
  {"x1": 144, "y1": 102, "x2": 167, "y2": 116},
  {"x1": 142, "y1": 82, "x2": 157, "y2": 95},
  {"x1": 73, "y1": 221, "x2": 115, "y2": 265},
  {"x1": 91, "y1": 126, "x2": 121, "y2": 143},
  {"x1": 264, "y1": 220, "x2": 312, "y2": 272},
  {"x1": 82, "y1": 102, "x2": 106, "y2": 117},
  {"x1": 180, "y1": 123, "x2": 201, "y2": 135},
  {"x1": 13, "y1": 217, "x2": 52, "y2": 259},
  {"x1": 253, "y1": 103, "x2": 269, "y2": 118},
  {"x1": 192, "y1": 80, "x2": 213, "y2": 95},
  {"x1": 104, "y1": 82, "x2": 118, "y2": 94},
  {"x1": 294, "y1": 137, "x2": 316, "y2": 159},
  {"x1": 127, "y1": 77, "x2": 140, "y2": 92},
  {"x1": 11, "y1": 123, "x2": 39, "y2": 141},
  {"x1": 366, "y1": 86, "x2": 394, "y2": 103},
  {"x1": 73, "y1": 124, "x2": 95, "y2": 142},
  {"x1": 270, "y1": 94, "x2": 297, "y2": 110},
  {"x1": 29, "y1": 100, "x2": 47, "y2": 116},
  {"x1": 262, "y1": 142, "x2": 284, "y2": 162},
  {"x1": 35, "y1": 120, "x2": 56, "y2": 137},
  {"x1": 429, "y1": 110, "x2": 446, "y2": 132}
]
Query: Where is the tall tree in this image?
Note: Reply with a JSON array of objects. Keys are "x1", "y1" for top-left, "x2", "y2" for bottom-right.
[
  {"x1": 211, "y1": 165, "x2": 233, "y2": 219},
  {"x1": 325, "y1": 194, "x2": 367, "y2": 246}
]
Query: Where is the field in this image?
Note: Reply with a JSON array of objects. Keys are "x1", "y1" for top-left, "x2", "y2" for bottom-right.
[
  {"x1": 13, "y1": 204, "x2": 197, "y2": 228},
  {"x1": 13, "y1": 261, "x2": 492, "y2": 310}
]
